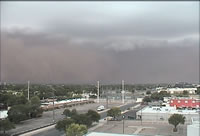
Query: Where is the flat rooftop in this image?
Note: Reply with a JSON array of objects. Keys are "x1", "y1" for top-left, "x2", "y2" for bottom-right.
[
  {"x1": 191, "y1": 117, "x2": 200, "y2": 124},
  {"x1": 138, "y1": 106, "x2": 199, "y2": 115}
]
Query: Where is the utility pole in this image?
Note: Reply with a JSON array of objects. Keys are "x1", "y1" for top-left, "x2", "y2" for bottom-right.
[
  {"x1": 122, "y1": 80, "x2": 125, "y2": 104},
  {"x1": 122, "y1": 115, "x2": 125, "y2": 134},
  {"x1": 141, "y1": 106, "x2": 143, "y2": 125},
  {"x1": 97, "y1": 81, "x2": 100, "y2": 103},
  {"x1": 49, "y1": 85, "x2": 55, "y2": 123},
  {"x1": 53, "y1": 88, "x2": 55, "y2": 123},
  {"x1": 106, "y1": 91, "x2": 108, "y2": 109},
  {"x1": 28, "y1": 81, "x2": 30, "y2": 100}
]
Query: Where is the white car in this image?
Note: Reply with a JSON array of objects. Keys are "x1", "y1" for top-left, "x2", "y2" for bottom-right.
[{"x1": 97, "y1": 105, "x2": 105, "y2": 111}]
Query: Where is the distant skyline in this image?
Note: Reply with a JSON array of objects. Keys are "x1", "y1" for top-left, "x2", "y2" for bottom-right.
[{"x1": 1, "y1": 2, "x2": 199, "y2": 84}]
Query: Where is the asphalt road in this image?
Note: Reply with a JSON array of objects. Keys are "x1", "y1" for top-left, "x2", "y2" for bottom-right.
[
  {"x1": 9, "y1": 101, "x2": 121, "y2": 135},
  {"x1": 32, "y1": 102, "x2": 140, "y2": 136}
]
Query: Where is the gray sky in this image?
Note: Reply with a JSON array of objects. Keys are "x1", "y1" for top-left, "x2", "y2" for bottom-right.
[{"x1": 1, "y1": 2, "x2": 199, "y2": 84}]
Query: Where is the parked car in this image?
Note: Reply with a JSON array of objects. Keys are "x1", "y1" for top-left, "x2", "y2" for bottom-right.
[{"x1": 97, "y1": 105, "x2": 105, "y2": 111}]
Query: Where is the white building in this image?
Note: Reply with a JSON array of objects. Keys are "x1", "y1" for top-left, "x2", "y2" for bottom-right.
[
  {"x1": 136, "y1": 98, "x2": 143, "y2": 103},
  {"x1": 187, "y1": 117, "x2": 200, "y2": 136},
  {"x1": 157, "y1": 88, "x2": 197, "y2": 94},
  {"x1": 136, "y1": 106, "x2": 199, "y2": 122}
]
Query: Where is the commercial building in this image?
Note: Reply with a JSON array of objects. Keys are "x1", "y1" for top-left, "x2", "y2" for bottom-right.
[
  {"x1": 157, "y1": 88, "x2": 197, "y2": 94},
  {"x1": 187, "y1": 117, "x2": 200, "y2": 136},
  {"x1": 136, "y1": 106, "x2": 199, "y2": 123},
  {"x1": 170, "y1": 98, "x2": 200, "y2": 109},
  {"x1": 136, "y1": 98, "x2": 143, "y2": 103}
]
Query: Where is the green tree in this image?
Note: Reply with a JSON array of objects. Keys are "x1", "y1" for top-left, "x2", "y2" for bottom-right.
[
  {"x1": 71, "y1": 109, "x2": 77, "y2": 117},
  {"x1": 72, "y1": 114, "x2": 92, "y2": 127},
  {"x1": 0, "y1": 119, "x2": 15, "y2": 134},
  {"x1": 86, "y1": 110, "x2": 100, "y2": 122},
  {"x1": 30, "y1": 96, "x2": 40, "y2": 107},
  {"x1": 151, "y1": 91, "x2": 170, "y2": 101},
  {"x1": 29, "y1": 96, "x2": 43, "y2": 118},
  {"x1": 146, "y1": 91, "x2": 151, "y2": 95},
  {"x1": 183, "y1": 90, "x2": 189, "y2": 95},
  {"x1": 8, "y1": 104, "x2": 29, "y2": 123},
  {"x1": 63, "y1": 109, "x2": 71, "y2": 117},
  {"x1": 143, "y1": 96, "x2": 151, "y2": 103},
  {"x1": 131, "y1": 90, "x2": 135, "y2": 94},
  {"x1": 168, "y1": 114, "x2": 185, "y2": 132},
  {"x1": 195, "y1": 87, "x2": 200, "y2": 94},
  {"x1": 55, "y1": 118, "x2": 74, "y2": 131},
  {"x1": 66, "y1": 123, "x2": 87, "y2": 136},
  {"x1": 107, "y1": 107, "x2": 121, "y2": 119}
]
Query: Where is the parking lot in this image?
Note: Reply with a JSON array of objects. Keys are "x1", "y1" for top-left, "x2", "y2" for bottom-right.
[{"x1": 91, "y1": 120, "x2": 187, "y2": 136}]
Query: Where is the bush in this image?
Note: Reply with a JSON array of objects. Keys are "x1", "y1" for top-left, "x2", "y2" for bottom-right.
[
  {"x1": 55, "y1": 118, "x2": 75, "y2": 131},
  {"x1": 63, "y1": 109, "x2": 71, "y2": 117},
  {"x1": 107, "y1": 107, "x2": 121, "y2": 119},
  {"x1": 86, "y1": 110, "x2": 100, "y2": 122},
  {"x1": 72, "y1": 114, "x2": 92, "y2": 127},
  {"x1": 66, "y1": 123, "x2": 87, "y2": 136},
  {"x1": 8, "y1": 104, "x2": 29, "y2": 123}
]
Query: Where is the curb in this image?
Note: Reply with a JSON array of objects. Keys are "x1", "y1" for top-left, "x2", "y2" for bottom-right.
[{"x1": 11, "y1": 123, "x2": 56, "y2": 136}]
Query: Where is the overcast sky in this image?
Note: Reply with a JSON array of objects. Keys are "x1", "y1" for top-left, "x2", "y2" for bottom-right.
[{"x1": 1, "y1": 2, "x2": 199, "y2": 84}]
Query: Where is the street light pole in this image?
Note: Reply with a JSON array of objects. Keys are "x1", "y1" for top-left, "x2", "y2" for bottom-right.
[
  {"x1": 49, "y1": 85, "x2": 55, "y2": 123},
  {"x1": 97, "y1": 81, "x2": 100, "y2": 103},
  {"x1": 141, "y1": 106, "x2": 142, "y2": 126},
  {"x1": 28, "y1": 81, "x2": 30, "y2": 100},
  {"x1": 106, "y1": 92, "x2": 108, "y2": 109},
  {"x1": 53, "y1": 88, "x2": 55, "y2": 123}
]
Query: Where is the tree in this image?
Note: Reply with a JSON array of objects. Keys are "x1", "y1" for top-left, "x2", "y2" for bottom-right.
[
  {"x1": 168, "y1": 114, "x2": 185, "y2": 132},
  {"x1": 0, "y1": 119, "x2": 15, "y2": 134},
  {"x1": 86, "y1": 110, "x2": 100, "y2": 122},
  {"x1": 183, "y1": 90, "x2": 188, "y2": 95},
  {"x1": 131, "y1": 90, "x2": 135, "y2": 94},
  {"x1": 143, "y1": 96, "x2": 151, "y2": 103},
  {"x1": 30, "y1": 96, "x2": 40, "y2": 107},
  {"x1": 63, "y1": 109, "x2": 71, "y2": 117},
  {"x1": 29, "y1": 96, "x2": 43, "y2": 118},
  {"x1": 146, "y1": 91, "x2": 151, "y2": 95},
  {"x1": 66, "y1": 123, "x2": 87, "y2": 136},
  {"x1": 55, "y1": 118, "x2": 74, "y2": 131},
  {"x1": 71, "y1": 109, "x2": 77, "y2": 117},
  {"x1": 196, "y1": 87, "x2": 200, "y2": 94},
  {"x1": 8, "y1": 104, "x2": 29, "y2": 123},
  {"x1": 151, "y1": 91, "x2": 171, "y2": 101},
  {"x1": 16, "y1": 95, "x2": 28, "y2": 105},
  {"x1": 107, "y1": 107, "x2": 121, "y2": 119},
  {"x1": 72, "y1": 114, "x2": 92, "y2": 127}
]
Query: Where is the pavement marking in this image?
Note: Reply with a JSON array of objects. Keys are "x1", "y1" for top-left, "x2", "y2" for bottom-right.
[{"x1": 127, "y1": 126, "x2": 156, "y2": 135}]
